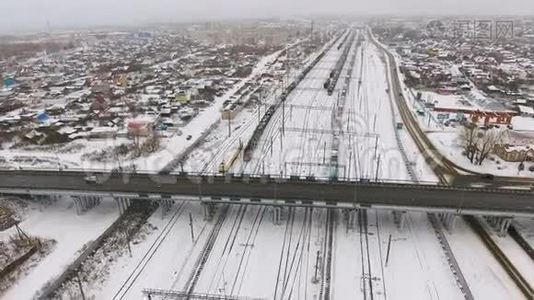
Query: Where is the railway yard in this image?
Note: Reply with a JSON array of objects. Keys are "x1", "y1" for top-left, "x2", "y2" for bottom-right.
[{"x1": 1, "y1": 22, "x2": 534, "y2": 300}]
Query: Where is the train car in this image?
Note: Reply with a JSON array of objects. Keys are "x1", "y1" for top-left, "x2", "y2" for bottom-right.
[
  {"x1": 327, "y1": 85, "x2": 335, "y2": 96},
  {"x1": 243, "y1": 147, "x2": 253, "y2": 162},
  {"x1": 324, "y1": 79, "x2": 331, "y2": 89}
]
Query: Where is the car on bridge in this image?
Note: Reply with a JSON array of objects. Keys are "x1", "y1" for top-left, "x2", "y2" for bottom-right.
[{"x1": 84, "y1": 175, "x2": 101, "y2": 185}]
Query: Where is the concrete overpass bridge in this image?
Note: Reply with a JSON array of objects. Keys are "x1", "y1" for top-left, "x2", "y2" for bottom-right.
[{"x1": 1, "y1": 170, "x2": 532, "y2": 220}]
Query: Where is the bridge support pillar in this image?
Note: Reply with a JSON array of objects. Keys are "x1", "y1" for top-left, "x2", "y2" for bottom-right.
[
  {"x1": 489, "y1": 216, "x2": 500, "y2": 227},
  {"x1": 485, "y1": 216, "x2": 513, "y2": 237},
  {"x1": 272, "y1": 206, "x2": 282, "y2": 226},
  {"x1": 202, "y1": 202, "x2": 216, "y2": 221},
  {"x1": 498, "y1": 218, "x2": 512, "y2": 237},
  {"x1": 33, "y1": 194, "x2": 58, "y2": 211},
  {"x1": 73, "y1": 195, "x2": 102, "y2": 215},
  {"x1": 439, "y1": 213, "x2": 458, "y2": 232},
  {"x1": 343, "y1": 209, "x2": 357, "y2": 231},
  {"x1": 115, "y1": 197, "x2": 131, "y2": 215},
  {"x1": 393, "y1": 211, "x2": 406, "y2": 230},
  {"x1": 160, "y1": 199, "x2": 174, "y2": 218}
]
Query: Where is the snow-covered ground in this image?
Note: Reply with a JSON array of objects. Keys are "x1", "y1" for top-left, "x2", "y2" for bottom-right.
[
  {"x1": 479, "y1": 219, "x2": 534, "y2": 287},
  {"x1": 332, "y1": 210, "x2": 464, "y2": 300},
  {"x1": 1, "y1": 196, "x2": 119, "y2": 299},
  {"x1": 513, "y1": 218, "x2": 534, "y2": 249},
  {"x1": 93, "y1": 201, "x2": 211, "y2": 299},
  {"x1": 71, "y1": 201, "x2": 469, "y2": 300},
  {"x1": 444, "y1": 218, "x2": 527, "y2": 299}
]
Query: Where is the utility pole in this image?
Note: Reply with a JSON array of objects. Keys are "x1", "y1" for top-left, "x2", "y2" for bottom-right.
[
  {"x1": 282, "y1": 102, "x2": 286, "y2": 136},
  {"x1": 375, "y1": 155, "x2": 381, "y2": 181},
  {"x1": 189, "y1": 212, "x2": 195, "y2": 242},
  {"x1": 313, "y1": 250, "x2": 320, "y2": 283},
  {"x1": 76, "y1": 273, "x2": 86, "y2": 300},
  {"x1": 310, "y1": 20, "x2": 314, "y2": 45},
  {"x1": 348, "y1": 151, "x2": 352, "y2": 179},
  {"x1": 55, "y1": 149, "x2": 61, "y2": 171},
  {"x1": 228, "y1": 118, "x2": 232, "y2": 137},
  {"x1": 385, "y1": 234, "x2": 392, "y2": 266},
  {"x1": 373, "y1": 114, "x2": 377, "y2": 132},
  {"x1": 126, "y1": 234, "x2": 132, "y2": 257},
  {"x1": 323, "y1": 141, "x2": 327, "y2": 164},
  {"x1": 374, "y1": 135, "x2": 379, "y2": 159}
]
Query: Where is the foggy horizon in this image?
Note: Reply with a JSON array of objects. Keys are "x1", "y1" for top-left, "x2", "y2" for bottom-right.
[{"x1": 1, "y1": 0, "x2": 533, "y2": 33}]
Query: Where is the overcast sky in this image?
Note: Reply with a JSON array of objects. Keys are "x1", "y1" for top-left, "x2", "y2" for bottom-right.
[{"x1": 0, "y1": 0, "x2": 532, "y2": 33}]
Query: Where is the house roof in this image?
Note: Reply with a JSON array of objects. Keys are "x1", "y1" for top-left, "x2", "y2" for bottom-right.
[{"x1": 511, "y1": 116, "x2": 534, "y2": 131}]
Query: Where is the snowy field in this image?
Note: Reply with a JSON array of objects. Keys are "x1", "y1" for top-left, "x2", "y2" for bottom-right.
[{"x1": 0, "y1": 196, "x2": 119, "y2": 299}]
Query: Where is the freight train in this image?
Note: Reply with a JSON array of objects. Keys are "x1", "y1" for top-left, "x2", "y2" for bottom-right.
[{"x1": 243, "y1": 31, "x2": 348, "y2": 162}]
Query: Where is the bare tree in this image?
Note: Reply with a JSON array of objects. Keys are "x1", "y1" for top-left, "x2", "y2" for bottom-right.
[
  {"x1": 144, "y1": 131, "x2": 161, "y2": 153},
  {"x1": 475, "y1": 128, "x2": 506, "y2": 165},
  {"x1": 460, "y1": 123, "x2": 506, "y2": 166},
  {"x1": 460, "y1": 122, "x2": 478, "y2": 163}
]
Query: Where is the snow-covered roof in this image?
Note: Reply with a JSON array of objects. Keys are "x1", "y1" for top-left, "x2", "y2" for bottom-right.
[
  {"x1": 126, "y1": 115, "x2": 157, "y2": 124},
  {"x1": 518, "y1": 105, "x2": 534, "y2": 115},
  {"x1": 511, "y1": 116, "x2": 534, "y2": 132},
  {"x1": 90, "y1": 126, "x2": 118, "y2": 134}
]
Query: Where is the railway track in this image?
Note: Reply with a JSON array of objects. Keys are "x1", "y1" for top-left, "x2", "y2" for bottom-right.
[
  {"x1": 207, "y1": 205, "x2": 247, "y2": 293},
  {"x1": 184, "y1": 205, "x2": 230, "y2": 296},
  {"x1": 247, "y1": 47, "x2": 340, "y2": 175},
  {"x1": 508, "y1": 225, "x2": 534, "y2": 261},
  {"x1": 112, "y1": 201, "x2": 188, "y2": 300},
  {"x1": 357, "y1": 209, "x2": 372, "y2": 300},
  {"x1": 320, "y1": 209, "x2": 335, "y2": 300},
  {"x1": 427, "y1": 214, "x2": 474, "y2": 300},
  {"x1": 465, "y1": 216, "x2": 534, "y2": 299},
  {"x1": 279, "y1": 208, "x2": 311, "y2": 299},
  {"x1": 244, "y1": 78, "x2": 311, "y2": 174},
  {"x1": 231, "y1": 207, "x2": 266, "y2": 295},
  {"x1": 369, "y1": 31, "x2": 482, "y2": 300},
  {"x1": 372, "y1": 211, "x2": 388, "y2": 299},
  {"x1": 274, "y1": 207, "x2": 296, "y2": 300},
  {"x1": 242, "y1": 32, "x2": 344, "y2": 164},
  {"x1": 294, "y1": 83, "x2": 325, "y2": 176}
]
